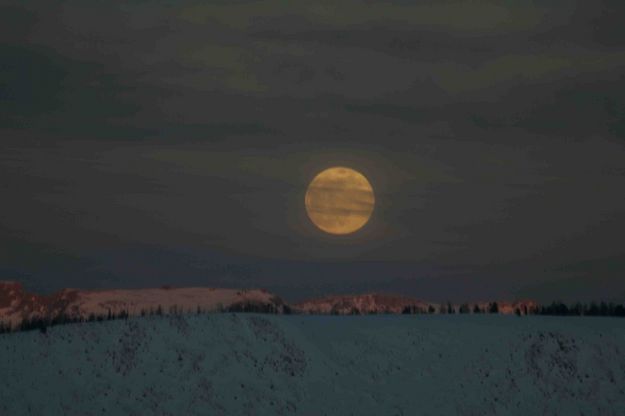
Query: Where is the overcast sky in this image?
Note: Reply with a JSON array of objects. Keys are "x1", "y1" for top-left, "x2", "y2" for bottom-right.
[{"x1": 1, "y1": 0, "x2": 625, "y2": 302}]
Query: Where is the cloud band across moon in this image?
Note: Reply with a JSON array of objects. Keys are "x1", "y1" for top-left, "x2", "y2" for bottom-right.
[{"x1": 305, "y1": 167, "x2": 375, "y2": 235}]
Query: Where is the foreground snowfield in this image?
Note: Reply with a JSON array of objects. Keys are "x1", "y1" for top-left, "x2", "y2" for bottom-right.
[{"x1": 1, "y1": 314, "x2": 624, "y2": 416}]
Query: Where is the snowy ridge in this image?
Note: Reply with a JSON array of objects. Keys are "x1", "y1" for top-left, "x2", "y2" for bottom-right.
[
  {"x1": 0, "y1": 281, "x2": 286, "y2": 328},
  {"x1": 1, "y1": 281, "x2": 539, "y2": 329}
]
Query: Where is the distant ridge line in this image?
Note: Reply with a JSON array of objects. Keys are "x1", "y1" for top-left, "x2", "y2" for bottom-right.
[{"x1": 1, "y1": 282, "x2": 624, "y2": 333}]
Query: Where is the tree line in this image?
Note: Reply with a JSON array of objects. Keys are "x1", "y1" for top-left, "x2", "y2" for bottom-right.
[
  {"x1": 1, "y1": 300, "x2": 624, "y2": 334},
  {"x1": 399, "y1": 301, "x2": 625, "y2": 317},
  {"x1": 0, "y1": 300, "x2": 288, "y2": 335},
  {"x1": 534, "y1": 301, "x2": 625, "y2": 317},
  {"x1": 400, "y1": 302, "x2": 502, "y2": 315},
  {"x1": 0, "y1": 308, "x2": 133, "y2": 335}
]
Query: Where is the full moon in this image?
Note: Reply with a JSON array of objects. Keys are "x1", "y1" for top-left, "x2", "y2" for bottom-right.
[{"x1": 305, "y1": 167, "x2": 375, "y2": 235}]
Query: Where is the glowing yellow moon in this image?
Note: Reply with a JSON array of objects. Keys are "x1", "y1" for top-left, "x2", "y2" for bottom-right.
[{"x1": 305, "y1": 167, "x2": 375, "y2": 235}]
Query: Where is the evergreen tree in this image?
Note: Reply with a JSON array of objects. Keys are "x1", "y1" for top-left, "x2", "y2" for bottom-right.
[
  {"x1": 570, "y1": 303, "x2": 583, "y2": 316},
  {"x1": 599, "y1": 301, "x2": 609, "y2": 316},
  {"x1": 488, "y1": 302, "x2": 499, "y2": 314}
]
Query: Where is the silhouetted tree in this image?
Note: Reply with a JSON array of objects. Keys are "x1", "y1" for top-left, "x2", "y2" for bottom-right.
[
  {"x1": 599, "y1": 301, "x2": 609, "y2": 316},
  {"x1": 569, "y1": 303, "x2": 583, "y2": 316},
  {"x1": 402, "y1": 305, "x2": 425, "y2": 314},
  {"x1": 488, "y1": 302, "x2": 499, "y2": 314}
]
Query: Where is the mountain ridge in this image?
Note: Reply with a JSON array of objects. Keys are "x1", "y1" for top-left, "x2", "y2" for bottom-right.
[
  {"x1": 0, "y1": 281, "x2": 288, "y2": 328},
  {"x1": 1, "y1": 281, "x2": 540, "y2": 330}
]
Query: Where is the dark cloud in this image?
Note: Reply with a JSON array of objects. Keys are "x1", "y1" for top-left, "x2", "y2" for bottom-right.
[{"x1": 1, "y1": 0, "x2": 625, "y2": 301}]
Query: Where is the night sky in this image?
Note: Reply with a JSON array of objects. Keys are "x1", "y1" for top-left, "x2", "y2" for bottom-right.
[{"x1": 2, "y1": 1, "x2": 625, "y2": 303}]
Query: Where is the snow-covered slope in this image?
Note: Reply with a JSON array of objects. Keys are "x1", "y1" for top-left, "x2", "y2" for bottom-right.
[
  {"x1": 1, "y1": 314, "x2": 624, "y2": 415},
  {"x1": 0, "y1": 281, "x2": 286, "y2": 328}
]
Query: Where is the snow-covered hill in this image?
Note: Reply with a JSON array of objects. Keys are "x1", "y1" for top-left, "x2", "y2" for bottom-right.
[
  {"x1": 0, "y1": 281, "x2": 287, "y2": 328},
  {"x1": 1, "y1": 314, "x2": 624, "y2": 415}
]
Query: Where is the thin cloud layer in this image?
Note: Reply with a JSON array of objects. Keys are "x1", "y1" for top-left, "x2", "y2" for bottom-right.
[{"x1": 1, "y1": 0, "x2": 625, "y2": 301}]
